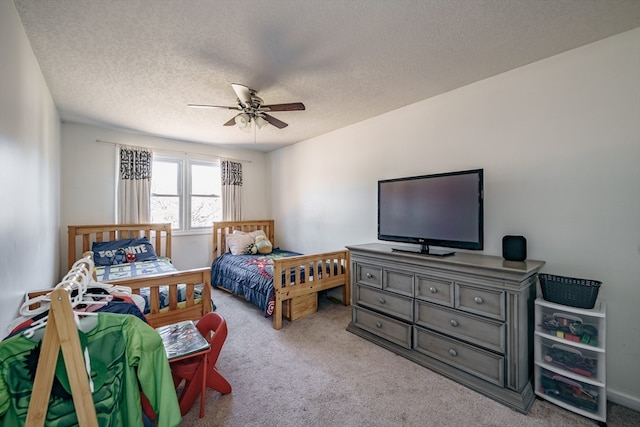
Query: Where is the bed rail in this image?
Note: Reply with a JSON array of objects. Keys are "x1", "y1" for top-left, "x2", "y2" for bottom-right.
[
  {"x1": 272, "y1": 250, "x2": 350, "y2": 329},
  {"x1": 104, "y1": 267, "x2": 212, "y2": 328}
]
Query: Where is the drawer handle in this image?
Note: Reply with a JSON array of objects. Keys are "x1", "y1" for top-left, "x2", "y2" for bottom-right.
[
  {"x1": 449, "y1": 349, "x2": 458, "y2": 357},
  {"x1": 474, "y1": 296, "x2": 484, "y2": 304},
  {"x1": 366, "y1": 273, "x2": 373, "y2": 278},
  {"x1": 379, "y1": 297, "x2": 386, "y2": 304},
  {"x1": 375, "y1": 321, "x2": 382, "y2": 328},
  {"x1": 429, "y1": 287, "x2": 438, "y2": 294},
  {"x1": 450, "y1": 319, "x2": 459, "y2": 327}
]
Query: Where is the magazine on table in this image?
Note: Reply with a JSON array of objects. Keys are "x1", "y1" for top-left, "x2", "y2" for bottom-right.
[{"x1": 156, "y1": 320, "x2": 210, "y2": 360}]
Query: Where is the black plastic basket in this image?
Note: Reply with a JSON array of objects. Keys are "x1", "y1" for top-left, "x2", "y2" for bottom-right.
[{"x1": 539, "y1": 274, "x2": 601, "y2": 309}]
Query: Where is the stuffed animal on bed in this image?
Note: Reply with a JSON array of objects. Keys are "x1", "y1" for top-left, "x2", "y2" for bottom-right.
[{"x1": 254, "y1": 235, "x2": 273, "y2": 254}]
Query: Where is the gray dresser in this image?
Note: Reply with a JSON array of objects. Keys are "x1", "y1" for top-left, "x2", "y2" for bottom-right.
[{"x1": 346, "y1": 243, "x2": 545, "y2": 413}]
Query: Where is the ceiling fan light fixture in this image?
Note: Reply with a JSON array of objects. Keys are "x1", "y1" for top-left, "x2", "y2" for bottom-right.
[
  {"x1": 254, "y1": 116, "x2": 268, "y2": 129},
  {"x1": 235, "y1": 113, "x2": 252, "y2": 132}
]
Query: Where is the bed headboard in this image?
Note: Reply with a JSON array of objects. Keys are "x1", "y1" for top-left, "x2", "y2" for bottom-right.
[
  {"x1": 212, "y1": 220, "x2": 275, "y2": 259},
  {"x1": 68, "y1": 223, "x2": 172, "y2": 270}
]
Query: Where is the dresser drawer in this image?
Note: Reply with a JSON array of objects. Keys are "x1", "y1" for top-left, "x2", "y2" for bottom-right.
[
  {"x1": 356, "y1": 285, "x2": 413, "y2": 322},
  {"x1": 354, "y1": 263, "x2": 382, "y2": 288},
  {"x1": 383, "y1": 268, "x2": 413, "y2": 297},
  {"x1": 353, "y1": 306, "x2": 412, "y2": 349},
  {"x1": 414, "y1": 327, "x2": 504, "y2": 386},
  {"x1": 415, "y1": 274, "x2": 454, "y2": 307},
  {"x1": 456, "y1": 282, "x2": 505, "y2": 320},
  {"x1": 414, "y1": 301, "x2": 504, "y2": 353}
]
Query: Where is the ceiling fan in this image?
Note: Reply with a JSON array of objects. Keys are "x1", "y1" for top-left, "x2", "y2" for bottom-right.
[{"x1": 188, "y1": 83, "x2": 305, "y2": 130}]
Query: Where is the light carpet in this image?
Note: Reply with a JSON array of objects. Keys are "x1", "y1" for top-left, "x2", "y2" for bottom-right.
[{"x1": 179, "y1": 289, "x2": 639, "y2": 426}]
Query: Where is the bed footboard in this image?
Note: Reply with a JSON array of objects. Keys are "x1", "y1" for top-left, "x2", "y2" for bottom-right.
[
  {"x1": 104, "y1": 267, "x2": 212, "y2": 328},
  {"x1": 272, "y1": 250, "x2": 350, "y2": 330}
]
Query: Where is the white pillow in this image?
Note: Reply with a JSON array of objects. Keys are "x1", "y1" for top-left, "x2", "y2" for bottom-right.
[
  {"x1": 226, "y1": 232, "x2": 256, "y2": 255},
  {"x1": 248, "y1": 230, "x2": 266, "y2": 240}
]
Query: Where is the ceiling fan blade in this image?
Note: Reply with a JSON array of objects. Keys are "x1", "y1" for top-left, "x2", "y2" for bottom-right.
[
  {"x1": 223, "y1": 115, "x2": 239, "y2": 126},
  {"x1": 262, "y1": 113, "x2": 288, "y2": 129},
  {"x1": 259, "y1": 102, "x2": 305, "y2": 112},
  {"x1": 188, "y1": 104, "x2": 238, "y2": 110},
  {"x1": 231, "y1": 83, "x2": 252, "y2": 107}
]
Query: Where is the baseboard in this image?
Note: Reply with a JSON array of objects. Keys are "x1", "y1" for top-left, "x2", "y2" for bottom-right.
[{"x1": 608, "y1": 388, "x2": 640, "y2": 412}]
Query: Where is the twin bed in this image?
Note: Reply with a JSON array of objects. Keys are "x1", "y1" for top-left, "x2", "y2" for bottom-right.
[
  {"x1": 30, "y1": 220, "x2": 350, "y2": 330},
  {"x1": 211, "y1": 220, "x2": 350, "y2": 329},
  {"x1": 64, "y1": 223, "x2": 212, "y2": 328}
]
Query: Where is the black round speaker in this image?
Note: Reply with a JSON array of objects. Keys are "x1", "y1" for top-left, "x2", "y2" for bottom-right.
[{"x1": 502, "y1": 235, "x2": 527, "y2": 261}]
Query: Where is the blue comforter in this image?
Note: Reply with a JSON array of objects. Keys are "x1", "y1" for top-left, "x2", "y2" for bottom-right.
[{"x1": 210, "y1": 249, "x2": 303, "y2": 317}]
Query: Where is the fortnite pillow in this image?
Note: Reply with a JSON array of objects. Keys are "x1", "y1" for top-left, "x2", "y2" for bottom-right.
[{"x1": 92, "y1": 237, "x2": 158, "y2": 266}]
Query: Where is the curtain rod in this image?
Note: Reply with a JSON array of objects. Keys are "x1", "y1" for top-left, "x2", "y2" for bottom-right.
[{"x1": 94, "y1": 139, "x2": 252, "y2": 163}]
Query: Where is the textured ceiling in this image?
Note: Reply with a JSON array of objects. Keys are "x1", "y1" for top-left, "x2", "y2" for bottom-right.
[{"x1": 14, "y1": 0, "x2": 640, "y2": 152}]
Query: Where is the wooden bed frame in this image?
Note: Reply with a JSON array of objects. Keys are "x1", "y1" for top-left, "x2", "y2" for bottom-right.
[
  {"x1": 68, "y1": 223, "x2": 173, "y2": 269},
  {"x1": 212, "y1": 220, "x2": 350, "y2": 329},
  {"x1": 61, "y1": 223, "x2": 211, "y2": 327}
]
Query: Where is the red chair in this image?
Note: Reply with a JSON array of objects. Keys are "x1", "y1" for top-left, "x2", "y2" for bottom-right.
[{"x1": 170, "y1": 312, "x2": 232, "y2": 417}]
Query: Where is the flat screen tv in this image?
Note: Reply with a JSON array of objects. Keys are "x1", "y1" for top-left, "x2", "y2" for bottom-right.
[{"x1": 377, "y1": 168, "x2": 483, "y2": 256}]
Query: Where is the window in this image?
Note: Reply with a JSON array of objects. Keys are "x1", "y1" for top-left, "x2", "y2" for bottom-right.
[{"x1": 150, "y1": 157, "x2": 221, "y2": 231}]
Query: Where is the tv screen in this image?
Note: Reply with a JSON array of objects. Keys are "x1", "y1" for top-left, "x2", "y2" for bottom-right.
[{"x1": 377, "y1": 169, "x2": 483, "y2": 256}]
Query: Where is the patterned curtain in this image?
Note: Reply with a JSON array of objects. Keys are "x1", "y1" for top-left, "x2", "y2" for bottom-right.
[
  {"x1": 221, "y1": 160, "x2": 242, "y2": 221},
  {"x1": 118, "y1": 145, "x2": 152, "y2": 223}
]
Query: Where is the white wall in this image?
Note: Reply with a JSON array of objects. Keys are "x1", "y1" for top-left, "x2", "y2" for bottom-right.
[
  {"x1": 60, "y1": 123, "x2": 271, "y2": 271},
  {"x1": 0, "y1": 0, "x2": 61, "y2": 332},
  {"x1": 269, "y1": 29, "x2": 640, "y2": 408}
]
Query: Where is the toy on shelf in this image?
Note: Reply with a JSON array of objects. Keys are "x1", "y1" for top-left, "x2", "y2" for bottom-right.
[
  {"x1": 543, "y1": 344, "x2": 597, "y2": 377},
  {"x1": 539, "y1": 312, "x2": 598, "y2": 346},
  {"x1": 539, "y1": 369, "x2": 599, "y2": 412}
]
